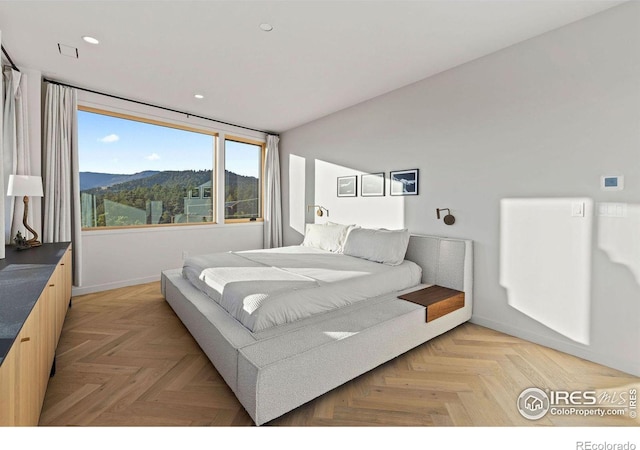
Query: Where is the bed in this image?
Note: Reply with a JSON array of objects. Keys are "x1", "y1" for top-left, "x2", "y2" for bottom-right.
[{"x1": 161, "y1": 225, "x2": 473, "y2": 425}]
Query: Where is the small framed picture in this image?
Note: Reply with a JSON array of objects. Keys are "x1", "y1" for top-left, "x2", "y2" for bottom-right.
[
  {"x1": 337, "y1": 175, "x2": 357, "y2": 197},
  {"x1": 390, "y1": 169, "x2": 419, "y2": 196},
  {"x1": 361, "y1": 173, "x2": 385, "y2": 197}
]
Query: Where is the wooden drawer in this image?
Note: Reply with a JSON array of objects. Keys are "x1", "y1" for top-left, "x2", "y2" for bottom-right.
[{"x1": 0, "y1": 243, "x2": 72, "y2": 426}]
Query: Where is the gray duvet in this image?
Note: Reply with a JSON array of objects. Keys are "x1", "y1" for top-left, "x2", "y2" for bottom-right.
[{"x1": 182, "y1": 245, "x2": 422, "y2": 332}]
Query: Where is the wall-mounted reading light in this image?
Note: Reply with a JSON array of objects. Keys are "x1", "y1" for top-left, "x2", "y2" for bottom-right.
[
  {"x1": 307, "y1": 205, "x2": 329, "y2": 217},
  {"x1": 436, "y1": 208, "x2": 455, "y2": 225}
]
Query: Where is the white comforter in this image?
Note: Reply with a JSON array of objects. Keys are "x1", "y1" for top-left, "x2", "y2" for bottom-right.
[{"x1": 182, "y1": 246, "x2": 422, "y2": 332}]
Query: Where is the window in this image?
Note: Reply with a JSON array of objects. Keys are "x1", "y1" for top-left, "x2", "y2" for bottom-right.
[
  {"x1": 78, "y1": 107, "x2": 217, "y2": 229},
  {"x1": 224, "y1": 137, "x2": 264, "y2": 222}
]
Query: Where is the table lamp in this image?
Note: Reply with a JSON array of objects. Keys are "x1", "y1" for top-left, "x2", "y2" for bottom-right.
[{"x1": 7, "y1": 174, "x2": 44, "y2": 248}]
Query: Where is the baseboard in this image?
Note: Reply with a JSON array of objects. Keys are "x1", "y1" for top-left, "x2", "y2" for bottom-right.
[
  {"x1": 470, "y1": 315, "x2": 640, "y2": 378},
  {"x1": 72, "y1": 275, "x2": 161, "y2": 296}
]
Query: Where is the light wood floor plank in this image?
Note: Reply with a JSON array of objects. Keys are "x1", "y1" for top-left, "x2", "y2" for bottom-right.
[{"x1": 39, "y1": 281, "x2": 639, "y2": 427}]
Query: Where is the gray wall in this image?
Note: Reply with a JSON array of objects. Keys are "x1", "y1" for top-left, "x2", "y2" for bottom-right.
[{"x1": 280, "y1": 3, "x2": 640, "y2": 376}]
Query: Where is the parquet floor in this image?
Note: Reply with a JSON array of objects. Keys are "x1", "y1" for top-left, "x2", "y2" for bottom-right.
[{"x1": 39, "y1": 282, "x2": 639, "y2": 427}]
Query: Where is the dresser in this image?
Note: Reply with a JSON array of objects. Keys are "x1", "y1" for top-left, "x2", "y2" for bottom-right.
[{"x1": 0, "y1": 242, "x2": 72, "y2": 426}]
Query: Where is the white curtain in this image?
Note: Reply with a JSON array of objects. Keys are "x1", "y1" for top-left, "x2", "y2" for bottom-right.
[
  {"x1": 2, "y1": 68, "x2": 17, "y2": 244},
  {"x1": 43, "y1": 83, "x2": 82, "y2": 286},
  {"x1": 263, "y1": 134, "x2": 282, "y2": 248},
  {"x1": 0, "y1": 63, "x2": 3, "y2": 259},
  {"x1": 3, "y1": 68, "x2": 32, "y2": 243}
]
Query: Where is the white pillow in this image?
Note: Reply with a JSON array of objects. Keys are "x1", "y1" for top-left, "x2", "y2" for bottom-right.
[
  {"x1": 302, "y1": 223, "x2": 351, "y2": 252},
  {"x1": 327, "y1": 221, "x2": 357, "y2": 250},
  {"x1": 342, "y1": 227, "x2": 410, "y2": 265}
]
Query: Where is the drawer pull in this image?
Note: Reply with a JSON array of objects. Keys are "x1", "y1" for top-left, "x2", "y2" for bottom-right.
[
  {"x1": 20, "y1": 337, "x2": 30, "y2": 343},
  {"x1": 61, "y1": 263, "x2": 65, "y2": 266},
  {"x1": 49, "y1": 284, "x2": 55, "y2": 287}
]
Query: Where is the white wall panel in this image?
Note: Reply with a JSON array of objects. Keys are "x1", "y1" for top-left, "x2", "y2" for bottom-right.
[
  {"x1": 500, "y1": 198, "x2": 593, "y2": 344},
  {"x1": 75, "y1": 223, "x2": 263, "y2": 295}
]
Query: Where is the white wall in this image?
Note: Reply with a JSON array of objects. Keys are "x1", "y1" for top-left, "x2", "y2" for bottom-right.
[
  {"x1": 76, "y1": 222, "x2": 263, "y2": 295},
  {"x1": 280, "y1": 3, "x2": 640, "y2": 376}
]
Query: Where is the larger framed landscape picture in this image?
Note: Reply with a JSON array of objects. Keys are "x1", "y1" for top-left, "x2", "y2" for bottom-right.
[
  {"x1": 390, "y1": 169, "x2": 419, "y2": 196},
  {"x1": 337, "y1": 175, "x2": 357, "y2": 197}
]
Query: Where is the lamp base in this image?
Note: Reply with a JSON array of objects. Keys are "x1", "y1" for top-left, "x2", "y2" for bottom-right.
[
  {"x1": 13, "y1": 231, "x2": 41, "y2": 250},
  {"x1": 14, "y1": 195, "x2": 43, "y2": 250}
]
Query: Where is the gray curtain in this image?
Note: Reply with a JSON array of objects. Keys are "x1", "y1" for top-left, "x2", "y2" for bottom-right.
[
  {"x1": 43, "y1": 83, "x2": 82, "y2": 286},
  {"x1": 263, "y1": 134, "x2": 282, "y2": 248},
  {"x1": 3, "y1": 68, "x2": 32, "y2": 243}
]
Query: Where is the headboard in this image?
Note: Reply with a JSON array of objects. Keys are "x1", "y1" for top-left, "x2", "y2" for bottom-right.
[{"x1": 404, "y1": 234, "x2": 473, "y2": 304}]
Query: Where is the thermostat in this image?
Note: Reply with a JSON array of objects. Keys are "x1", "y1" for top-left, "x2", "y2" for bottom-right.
[{"x1": 601, "y1": 175, "x2": 624, "y2": 191}]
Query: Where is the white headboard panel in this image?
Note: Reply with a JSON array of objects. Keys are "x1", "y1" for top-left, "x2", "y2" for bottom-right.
[{"x1": 404, "y1": 234, "x2": 473, "y2": 305}]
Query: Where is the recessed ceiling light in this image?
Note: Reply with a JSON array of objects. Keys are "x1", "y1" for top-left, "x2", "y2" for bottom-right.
[
  {"x1": 259, "y1": 23, "x2": 273, "y2": 32},
  {"x1": 194, "y1": 94, "x2": 204, "y2": 99},
  {"x1": 82, "y1": 36, "x2": 99, "y2": 45}
]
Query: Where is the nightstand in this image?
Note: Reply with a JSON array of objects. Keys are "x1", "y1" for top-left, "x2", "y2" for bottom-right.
[{"x1": 398, "y1": 285, "x2": 465, "y2": 322}]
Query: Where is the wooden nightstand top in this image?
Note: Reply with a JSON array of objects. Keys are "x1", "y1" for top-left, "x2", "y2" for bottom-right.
[{"x1": 398, "y1": 285, "x2": 465, "y2": 322}]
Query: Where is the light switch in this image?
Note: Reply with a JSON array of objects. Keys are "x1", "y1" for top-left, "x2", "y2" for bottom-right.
[
  {"x1": 597, "y1": 202, "x2": 627, "y2": 218},
  {"x1": 572, "y1": 202, "x2": 585, "y2": 217},
  {"x1": 599, "y1": 204, "x2": 608, "y2": 216}
]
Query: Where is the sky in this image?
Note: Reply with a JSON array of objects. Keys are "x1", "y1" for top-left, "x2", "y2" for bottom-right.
[{"x1": 78, "y1": 110, "x2": 261, "y2": 177}]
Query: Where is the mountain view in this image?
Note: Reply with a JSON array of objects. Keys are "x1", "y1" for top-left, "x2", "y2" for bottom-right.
[
  {"x1": 80, "y1": 171, "x2": 160, "y2": 191},
  {"x1": 80, "y1": 170, "x2": 260, "y2": 227}
]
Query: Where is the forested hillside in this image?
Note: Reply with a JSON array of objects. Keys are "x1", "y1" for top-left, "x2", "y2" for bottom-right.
[
  {"x1": 80, "y1": 170, "x2": 160, "y2": 190},
  {"x1": 81, "y1": 169, "x2": 259, "y2": 226}
]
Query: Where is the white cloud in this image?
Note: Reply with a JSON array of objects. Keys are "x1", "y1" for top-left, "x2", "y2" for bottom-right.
[
  {"x1": 98, "y1": 134, "x2": 119, "y2": 143},
  {"x1": 145, "y1": 153, "x2": 161, "y2": 161}
]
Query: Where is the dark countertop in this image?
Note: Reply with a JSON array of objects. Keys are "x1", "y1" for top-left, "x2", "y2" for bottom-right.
[{"x1": 0, "y1": 242, "x2": 70, "y2": 367}]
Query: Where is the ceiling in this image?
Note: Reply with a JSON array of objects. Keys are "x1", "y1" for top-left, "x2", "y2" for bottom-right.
[{"x1": 0, "y1": 0, "x2": 625, "y2": 134}]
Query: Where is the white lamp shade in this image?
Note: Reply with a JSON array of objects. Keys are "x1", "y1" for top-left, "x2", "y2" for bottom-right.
[{"x1": 7, "y1": 175, "x2": 44, "y2": 197}]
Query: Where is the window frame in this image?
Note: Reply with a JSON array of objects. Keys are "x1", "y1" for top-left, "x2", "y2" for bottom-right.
[
  {"x1": 77, "y1": 105, "x2": 219, "y2": 231},
  {"x1": 223, "y1": 135, "x2": 266, "y2": 224}
]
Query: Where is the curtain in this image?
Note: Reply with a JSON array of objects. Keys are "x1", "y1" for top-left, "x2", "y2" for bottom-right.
[
  {"x1": 2, "y1": 68, "x2": 17, "y2": 244},
  {"x1": 3, "y1": 68, "x2": 32, "y2": 243},
  {"x1": 0, "y1": 65, "x2": 3, "y2": 259},
  {"x1": 43, "y1": 83, "x2": 82, "y2": 286},
  {"x1": 263, "y1": 134, "x2": 282, "y2": 248}
]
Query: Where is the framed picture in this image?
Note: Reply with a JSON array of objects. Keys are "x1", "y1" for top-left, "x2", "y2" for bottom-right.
[
  {"x1": 390, "y1": 169, "x2": 419, "y2": 196},
  {"x1": 361, "y1": 173, "x2": 385, "y2": 197},
  {"x1": 337, "y1": 175, "x2": 357, "y2": 197}
]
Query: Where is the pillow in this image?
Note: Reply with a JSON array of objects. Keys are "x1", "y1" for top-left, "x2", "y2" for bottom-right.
[
  {"x1": 302, "y1": 223, "x2": 352, "y2": 252},
  {"x1": 319, "y1": 222, "x2": 357, "y2": 251},
  {"x1": 327, "y1": 221, "x2": 355, "y2": 231},
  {"x1": 342, "y1": 227, "x2": 410, "y2": 265},
  {"x1": 327, "y1": 221, "x2": 357, "y2": 250}
]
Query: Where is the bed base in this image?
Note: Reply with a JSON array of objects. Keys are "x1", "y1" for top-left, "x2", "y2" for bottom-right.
[{"x1": 161, "y1": 234, "x2": 473, "y2": 425}]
